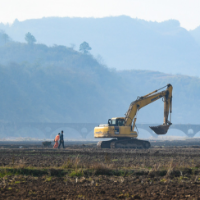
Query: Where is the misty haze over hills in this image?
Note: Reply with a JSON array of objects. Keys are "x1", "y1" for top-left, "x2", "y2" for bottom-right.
[
  {"x1": 1, "y1": 16, "x2": 200, "y2": 76},
  {"x1": 0, "y1": 38, "x2": 200, "y2": 126},
  {"x1": 1, "y1": 17, "x2": 200, "y2": 139},
  {"x1": 190, "y1": 26, "x2": 200, "y2": 45}
]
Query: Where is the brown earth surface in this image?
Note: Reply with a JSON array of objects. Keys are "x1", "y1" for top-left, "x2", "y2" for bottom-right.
[{"x1": 1, "y1": 141, "x2": 200, "y2": 199}]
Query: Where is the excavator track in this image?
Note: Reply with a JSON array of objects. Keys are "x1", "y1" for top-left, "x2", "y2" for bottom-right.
[
  {"x1": 97, "y1": 139, "x2": 116, "y2": 148},
  {"x1": 97, "y1": 138, "x2": 150, "y2": 149}
]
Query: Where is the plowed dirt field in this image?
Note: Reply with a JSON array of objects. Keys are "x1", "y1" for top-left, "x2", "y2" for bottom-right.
[{"x1": 1, "y1": 141, "x2": 200, "y2": 199}]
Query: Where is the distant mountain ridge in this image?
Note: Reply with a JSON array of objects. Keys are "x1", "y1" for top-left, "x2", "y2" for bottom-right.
[{"x1": 0, "y1": 16, "x2": 200, "y2": 76}]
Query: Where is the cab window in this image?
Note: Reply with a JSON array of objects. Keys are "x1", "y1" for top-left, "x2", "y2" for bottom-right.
[
  {"x1": 111, "y1": 119, "x2": 116, "y2": 125},
  {"x1": 108, "y1": 119, "x2": 116, "y2": 126},
  {"x1": 108, "y1": 119, "x2": 124, "y2": 126},
  {"x1": 117, "y1": 119, "x2": 124, "y2": 126}
]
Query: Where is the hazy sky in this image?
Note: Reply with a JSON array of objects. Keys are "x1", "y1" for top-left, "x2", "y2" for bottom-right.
[{"x1": 1, "y1": 0, "x2": 200, "y2": 30}]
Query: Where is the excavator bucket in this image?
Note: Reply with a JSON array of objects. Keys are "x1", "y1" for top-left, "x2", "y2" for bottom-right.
[{"x1": 149, "y1": 124, "x2": 171, "y2": 135}]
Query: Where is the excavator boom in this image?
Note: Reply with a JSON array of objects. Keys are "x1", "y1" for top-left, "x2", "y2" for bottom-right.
[{"x1": 124, "y1": 84, "x2": 172, "y2": 134}]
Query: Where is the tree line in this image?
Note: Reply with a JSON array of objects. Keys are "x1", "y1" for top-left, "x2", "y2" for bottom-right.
[{"x1": 0, "y1": 30, "x2": 92, "y2": 54}]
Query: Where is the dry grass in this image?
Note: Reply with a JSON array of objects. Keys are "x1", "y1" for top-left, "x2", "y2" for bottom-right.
[
  {"x1": 61, "y1": 156, "x2": 82, "y2": 169},
  {"x1": 90, "y1": 162, "x2": 112, "y2": 171},
  {"x1": 166, "y1": 159, "x2": 174, "y2": 177}
]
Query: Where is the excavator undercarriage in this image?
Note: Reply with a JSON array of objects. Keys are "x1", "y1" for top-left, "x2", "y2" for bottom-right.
[{"x1": 97, "y1": 138, "x2": 151, "y2": 149}]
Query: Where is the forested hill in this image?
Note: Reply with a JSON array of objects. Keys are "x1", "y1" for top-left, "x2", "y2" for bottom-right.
[
  {"x1": 1, "y1": 41, "x2": 200, "y2": 125},
  {"x1": 1, "y1": 16, "x2": 200, "y2": 76}
]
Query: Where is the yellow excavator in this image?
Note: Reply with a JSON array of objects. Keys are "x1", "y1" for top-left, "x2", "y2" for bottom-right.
[{"x1": 94, "y1": 84, "x2": 173, "y2": 148}]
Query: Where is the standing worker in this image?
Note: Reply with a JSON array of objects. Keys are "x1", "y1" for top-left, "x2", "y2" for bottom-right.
[
  {"x1": 53, "y1": 133, "x2": 60, "y2": 148},
  {"x1": 58, "y1": 130, "x2": 64, "y2": 149}
]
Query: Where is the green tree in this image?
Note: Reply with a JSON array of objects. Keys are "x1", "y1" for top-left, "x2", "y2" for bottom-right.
[
  {"x1": 0, "y1": 31, "x2": 10, "y2": 44},
  {"x1": 79, "y1": 41, "x2": 92, "y2": 54},
  {"x1": 25, "y1": 32, "x2": 36, "y2": 44}
]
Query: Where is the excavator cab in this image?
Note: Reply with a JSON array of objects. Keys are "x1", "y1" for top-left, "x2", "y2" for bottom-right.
[{"x1": 108, "y1": 118, "x2": 125, "y2": 126}]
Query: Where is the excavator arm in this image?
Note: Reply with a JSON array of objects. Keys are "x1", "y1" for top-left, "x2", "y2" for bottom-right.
[{"x1": 124, "y1": 84, "x2": 173, "y2": 134}]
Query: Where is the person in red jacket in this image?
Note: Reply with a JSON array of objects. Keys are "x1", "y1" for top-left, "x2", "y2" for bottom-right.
[{"x1": 53, "y1": 133, "x2": 60, "y2": 148}]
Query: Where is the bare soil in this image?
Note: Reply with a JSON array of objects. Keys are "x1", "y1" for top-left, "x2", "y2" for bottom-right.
[{"x1": 0, "y1": 140, "x2": 200, "y2": 199}]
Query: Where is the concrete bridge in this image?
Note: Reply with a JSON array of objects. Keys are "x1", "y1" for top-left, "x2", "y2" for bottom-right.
[{"x1": 0, "y1": 122, "x2": 200, "y2": 139}]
